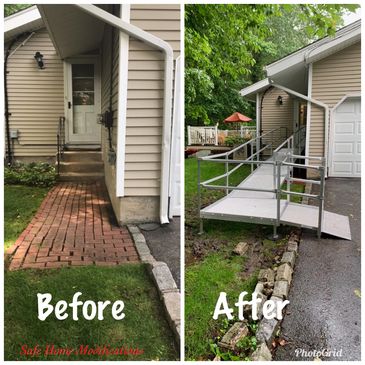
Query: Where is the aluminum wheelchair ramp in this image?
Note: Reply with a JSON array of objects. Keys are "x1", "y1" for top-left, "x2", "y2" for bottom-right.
[
  {"x1": 198, "y1": 133, "x2": 352, "y2": 240},
  {"x1": 201, "y1": 198, "x2": 351, "y2": 240}
]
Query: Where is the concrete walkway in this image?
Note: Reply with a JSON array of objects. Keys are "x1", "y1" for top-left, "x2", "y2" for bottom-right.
[
  {"x1": 275, "y1": 178, "x2": 361, "y2": 361},
  {"x1": 8, "y1": 182, "x2": 139, "y2": 270}
]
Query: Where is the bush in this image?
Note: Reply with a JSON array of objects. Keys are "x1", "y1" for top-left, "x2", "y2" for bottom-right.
[
  {"x1": 225, "y1": 135, "x2": 250, "y2": 147},
  {"x1": 5, "y1": 162, "x2": 56, "y2": 187}
]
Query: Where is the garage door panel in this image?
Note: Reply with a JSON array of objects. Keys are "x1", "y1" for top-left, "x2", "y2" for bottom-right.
[
  {"x1": 330, "y1": 97, "x2": 361, "y2": 177},
  {"x1": 334, "y1": 142, "x2": 353, "y2": 154}
]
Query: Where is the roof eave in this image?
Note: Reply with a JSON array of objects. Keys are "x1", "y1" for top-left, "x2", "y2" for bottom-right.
[{"x1": 239, "y1": 78, "x2": 270, "y2": 100}]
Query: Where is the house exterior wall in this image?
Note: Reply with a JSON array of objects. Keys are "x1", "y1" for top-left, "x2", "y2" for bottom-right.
[
  {"x1": 6, "y1": 28, "x2": 64, "y2": 160},
  {"x1": 309, "y1": 42, "x2": 361, "y2": 158},
  {"x1": 261, "y1": 87, "x2": 294, "y2": 147},
  {"x1": 101, "y1": 4, "x2": 180, "y2": 224}
]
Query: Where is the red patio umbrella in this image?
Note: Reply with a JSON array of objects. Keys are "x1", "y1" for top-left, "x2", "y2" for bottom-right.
[{"x1": 224, "y1": 112, "x2": 252, "y2": 123}]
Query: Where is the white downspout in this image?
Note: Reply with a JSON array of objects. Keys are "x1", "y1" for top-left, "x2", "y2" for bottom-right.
[
  {"x1": 75, "y1": 4, "x2": 174, "y2": 224},
  {"x1": 116, "y1": 4, "x2": 130, "y2": 197}
]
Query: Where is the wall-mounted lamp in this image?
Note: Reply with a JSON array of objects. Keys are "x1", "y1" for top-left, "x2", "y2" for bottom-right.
[
  {"x1": 34, "y1": 51, "x2": 44, "y2": 69},
  {"x1": 277, "y1": 95, "x2": 283, "y2": 105}
]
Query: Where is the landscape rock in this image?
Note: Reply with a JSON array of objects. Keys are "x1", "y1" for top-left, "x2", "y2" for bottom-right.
[
  {"x1": 254, "y1": 282, "x2": 265, "y2": 295},
  {"x1": 272, "y1": 280, "x2": 289, "y2": 299},
  {"x1": 276, "y1": 263, "x2": 293, "y2": 284},
  {"x1": 251, "y1": 342, "x2": 272, "y2": 361},
  {"x1": 218, "y1": 322, "x2": 249, "y2": 351},
  {"x1": 252, "y1": 241, "x2": 262, "y2": 252},
  {"x1": 151, "y1": 262, "x2": 177, "y2": 293},
  {"x1": 281, "y1": 251, "x2": 296, "y2": 268},
  {"x1": 256, "y1": 317, "x2": 279, "y2": 346},
  {"x1": 263, "y1": 288, "x2": 273, "y2": 297},
  {"x1": 256, "y1": 293, "x2": 267, "y2": 320},
  {"x1": 258, "y1": 268, "x2": 275, "y2": 284},
  {"x1": 269, "y1": 295, "x2": 289, "y2": 319},
  {"x1": 287, "y1": 240, "x2": 298, "y2": 253},
  {"x1": 233, "y1": 242, "x2": 249, "y2": 256}
]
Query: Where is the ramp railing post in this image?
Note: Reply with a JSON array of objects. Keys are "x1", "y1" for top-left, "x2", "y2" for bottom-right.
[
  {"x1": 225, "y1": 154, "x2": 229, "y2": 195},
  {"x1": 287, "y1": 152, "x2": 291, "y2": 202},
  {"x1": 274, "y1": 159, "x2": 281, "y2": 239},
  {"x1": 198, "y1": 158, "x2": 203, "y2": 235},
  {"x1": 317, "y1": 160, "x2": 326, "y2": 239}
]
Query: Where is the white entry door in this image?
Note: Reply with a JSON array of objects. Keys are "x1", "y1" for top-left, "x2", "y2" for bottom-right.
[
  {"x1": 66, "y1": 58, "x2": 101, "y2": 144},
  {"x1": 329, "y1": 97, "x2": 361, "y2": 177}
]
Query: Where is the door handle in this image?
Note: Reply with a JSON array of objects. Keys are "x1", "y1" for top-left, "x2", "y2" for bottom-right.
[{"x1": 68, "y1": 102, "x2": 72, "y2": 109}]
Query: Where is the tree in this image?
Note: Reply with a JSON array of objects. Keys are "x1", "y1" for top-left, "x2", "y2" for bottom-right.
[
  {"x1": 185, "y1": 4, "x2": 359, "y2": 126},
  {"x1": 4, "y1": 4, "x2": 33, "y2": 17}
]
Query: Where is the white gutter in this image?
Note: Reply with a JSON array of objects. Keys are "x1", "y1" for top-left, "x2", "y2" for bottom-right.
[
  {"x1": 75, "y1": 4, "x2": 174, "y2": 224},
  {"x1": 269, "y1": 80, "x2": 329, "y2": 176},
  {"x1": 116, "y1": 4, "x2": 130, "y2": 198}
]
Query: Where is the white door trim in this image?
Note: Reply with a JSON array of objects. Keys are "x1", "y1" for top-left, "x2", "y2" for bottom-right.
[
  {"x1": 64, "y1": 55, "x2": 101, "y2": 144},
  {"x1": 328, "y1": 94, "x2": 361, "y2": 177}
]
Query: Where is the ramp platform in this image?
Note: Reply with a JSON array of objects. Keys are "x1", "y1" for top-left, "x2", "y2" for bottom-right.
[{"x1": 199, "y1": 136, "x2": 352, "y2": 240}]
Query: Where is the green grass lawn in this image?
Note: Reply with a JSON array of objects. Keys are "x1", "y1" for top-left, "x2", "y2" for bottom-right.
[
  {"x1": 5, "y1": 185, "x2": 50, "y2": 249},
  {"x1": 185, "y1": 157, "x2": 262, "y2": 360},
  {"x1": 4, "y1": 265, "x2": 178, "y2": 361},
  {"x1": 184, "y1": 157, "x2": 300, "y2": 360}
]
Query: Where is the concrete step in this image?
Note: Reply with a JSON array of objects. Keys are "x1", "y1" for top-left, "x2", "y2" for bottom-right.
[
  {"x1": 65, "y1": 144, "x2": 101, "y2": 151},
  {"x1": 58, "y1": 172, "x2": 104, "y2": 182},
  {"x1": 61, "y1": 151, "x2": 102, "y2": 163},
  {"x1": 59, "y1": 161, "x2": 104, "y2": 174}
]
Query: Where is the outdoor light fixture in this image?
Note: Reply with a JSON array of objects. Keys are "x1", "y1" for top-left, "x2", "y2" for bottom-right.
[
  {"x1": 34, "y1": 51, "x2": 44, "y2": 69},
  {"x1": 277, "y1": 95, "x2": 283, "y2": 105}
]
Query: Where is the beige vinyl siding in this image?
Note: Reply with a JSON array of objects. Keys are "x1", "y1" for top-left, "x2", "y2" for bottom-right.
[
  {"x1": 124, "y1": 4, "x2": 180, "y2": 197},
  {"x1": 6, "y1": 28, "x2": 64, "y2": 158},
  {"x1": 309, "y1": 42, "x2": 361, "y2": 158},
  {"x1": 261, "y1": 88, "x2": 294, "y2": 146}
]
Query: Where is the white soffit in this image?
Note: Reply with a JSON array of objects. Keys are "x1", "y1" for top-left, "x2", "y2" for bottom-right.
[{"x1": 37, "y1": 5, "x2": 107, "y2": 58}]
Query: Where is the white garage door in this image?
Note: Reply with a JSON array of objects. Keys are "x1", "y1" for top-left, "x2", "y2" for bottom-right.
[{"x1": 329, "y1": 97, "x2": 361, "y2": 177}]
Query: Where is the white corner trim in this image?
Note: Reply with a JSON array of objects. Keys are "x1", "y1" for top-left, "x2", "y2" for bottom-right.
[
  {"x1": 116, "y1": 4, "x2": 130, "y2": 197},
  {"x1": 305, "y1": 63, "x2": 312, "y2": 162}
]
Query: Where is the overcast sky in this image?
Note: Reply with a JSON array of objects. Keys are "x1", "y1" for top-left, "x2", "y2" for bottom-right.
[{"x1": 342, "y1": 7, "x2": 361, "y2": 26}]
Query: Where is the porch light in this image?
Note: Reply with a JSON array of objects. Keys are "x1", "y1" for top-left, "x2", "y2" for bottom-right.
[
  {"x1": 34, "y1": 51, "x2": 44, "y2": 69},
  {"x1": 277, "y1": 95, "x2": 283, "y2": 105}
]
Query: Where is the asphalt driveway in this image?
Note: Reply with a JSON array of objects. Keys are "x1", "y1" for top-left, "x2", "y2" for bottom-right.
[
  {"x1": 139, "y1": 218, "x2": 181, "y2": 289},
  {"x1": 275, "y1": 178, "x2": 361, "y2": 361}
]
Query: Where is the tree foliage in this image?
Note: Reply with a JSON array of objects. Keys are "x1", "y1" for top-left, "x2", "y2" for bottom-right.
[
  {"x1": 4, "y1": 4, "x2": 33, "y2": 17},
  {"x1": 185, "y1": 4, "x2": 359, "y2": 126}
]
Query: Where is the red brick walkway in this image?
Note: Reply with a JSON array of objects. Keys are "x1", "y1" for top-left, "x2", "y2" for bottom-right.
[{"x1": 7, "y1": 182, "x2": 139, "y2": 270}]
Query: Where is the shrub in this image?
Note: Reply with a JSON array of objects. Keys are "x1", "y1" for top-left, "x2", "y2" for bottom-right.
[
  {"x1": 225, "y1": 135, "x2": 251, "y2": 147},
  {"x1": 5, "y1": 162, "x2": 56, "y2": 187}
]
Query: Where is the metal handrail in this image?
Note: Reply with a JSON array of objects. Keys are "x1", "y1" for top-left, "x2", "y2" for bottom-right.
[
  {"x1": 197, "y1": 129, "x2": 326, "y2": 238},
  {"x1": 57, "y1": 116, "x2": 66, "y2": 176},
  {"x1": 201, "y1": 126, "x2": 287, "y2": 160}
]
